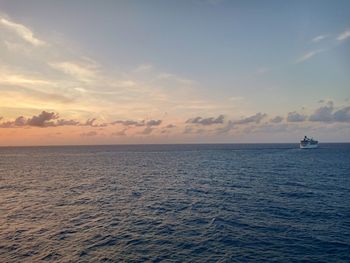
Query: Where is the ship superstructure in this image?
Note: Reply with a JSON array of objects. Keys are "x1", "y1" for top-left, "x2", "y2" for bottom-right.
[{"x1": 300, "y1": 136, "x2": 318, "y2": 149}]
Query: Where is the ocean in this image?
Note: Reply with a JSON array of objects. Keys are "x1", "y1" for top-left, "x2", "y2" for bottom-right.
[{"x1": 0, "y1": 144, "x2": 349, "y2": 262}]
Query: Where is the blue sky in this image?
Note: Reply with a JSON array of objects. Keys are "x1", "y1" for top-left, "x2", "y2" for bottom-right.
[{"x1": 0, "y1": 0, "x2": 349, "y2": 145}]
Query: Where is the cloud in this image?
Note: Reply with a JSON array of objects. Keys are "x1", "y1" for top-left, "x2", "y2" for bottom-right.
[
  {"x1": 287, "y1": 111, "x2": 307, "y2": 122},
  {"x1": 186, "y1": 115, "x2": 224, "y2": 125},
  {"x1": 112, "y1": 120, "x2": 145, "y2": 127},
  {"x1": 49, "y1": 61, "x2": 97, "y2": 82},
  {"x1": 216, "y1": 121, "x2": 233, "y2": 134},
  {"x1": 312, "y1": 35, "x2": 329, "y2": 43},
  {"x1": 0, "y1": 111, "x2": 56, "y2": 128},
  {"x1": 165, "y1": 124, "x2": 176, "y2": 129},
  {"x1": 120, "y1": 119, "x2": 162, "y2": 134},
  {"x1": 14, "y1": 116, "x2": 27, "y2": 126},
  {"x1": 309, "y1": 102, "x2": 350, "y2": 122},
  {"x1": 270, "y1": 116, "x2": 283, "y2": 123},
  {"x1": 26, "y1": 111, "x2": 58, "y2": 127},
  {"x1": 0, "y1": 73, "x2": 54, "y2": 86},
  {"x1": 0, "y1": 117, "x2": 24, "y2": 128},
  {"x1": 215, "y1": 113, "x2": 266, "y2": 134},
  {"x1": 0, "y1": 111, "x2": 165, "y2": 130},
  {"x1": 183, "y1": 126, "x2": 193, "y2": 134},
  {"x1": 182, "y1": 126, "x2": 208, "y2": 135},
  {"x1": 80, "y1": 131, "x2": 98, "y2": 137},
  {"x1": 111, "y1": 129, "x2": 127, "y2": 136},
  {"x1": 337, "y1": 29, "x2": 350, "y2": 41},
  {"x1": 0, "y1": 111, "x2": 83, "y2": 128},
  {"x1": 80, "y1": 118, "x2": 107, "y2": 127},
  {"x1": 56, "y1": 119, "x2": 80, "y2": 126},
  {"x1": 140, "y1": 127, "x2": 153, "y2": 135},
  {"x1": 295, "y1": 49, "x2": 325, "y2": 63},
  {"x1": 146, "y1": 120, "x2": 162, "y2": 126},
  {"x1": 333, "y1": 107, "x2": 350, "y2": 122},
  {"x1": 309, "y1": 102, "x2": 334, "y2": 122},
  {"x1": 234, "y1": 112, "x2": 266, "y2": 125},
  {"x1": 134, "y1": 64, "x2": 153, "y2": 72},
  {"x1": 112, "y1": 119, "x2": 162, "y2": 127},
  {"x1": 0, "y1": 17, "x2": 45, "y2": 46}
]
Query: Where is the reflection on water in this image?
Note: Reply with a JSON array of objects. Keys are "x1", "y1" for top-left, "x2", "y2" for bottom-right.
[{"x1": 0, "y1": 144, "x2": 349, "y2": 262}]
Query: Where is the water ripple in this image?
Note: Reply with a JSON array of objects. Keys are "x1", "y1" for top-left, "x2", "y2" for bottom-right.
[{"x1": 0, "y1": 144, "x2": 349, "y2": 262}]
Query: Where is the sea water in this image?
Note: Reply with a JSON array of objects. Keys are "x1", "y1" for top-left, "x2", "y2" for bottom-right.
[{"x1": 0, "y1": 144, "x2": 349, "y2": 262}]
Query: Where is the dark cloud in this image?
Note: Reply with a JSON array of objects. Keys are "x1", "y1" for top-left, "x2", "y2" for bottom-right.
[
  {"x1": 333, "y1": 106, "x2": 350, "y2": 122},
  {"x1": 287, "y1": 111, "x2": 307, "y2": 122},
  {"x1": 140, "y1": 127, "x2": 153, "y2": 135},
  {"x1": 26, "y1": 111, "x2": 58, "y2": 127},
  {"x1": 215, "y1": 113, "x2": 266, "y2": 134},
  {"x1": 14, "y1": 116, "x2": 27, "y2": 126},
  {"x1": 0, "y1": 111, "x2": 85, "y2": 128},
  {"x1": 0, "y1": 121, "x2": 15, "y2": 128},
  {"x1": 309, "y1": 102, "x2": 350, "y2": 122},
  {"x1": 111, "y1": 119, "x2": 162, "y2": 127},
  {"x1": 0, "y1": 111, "x2": 59, "y2": 128},
  {"x1": 186, "y1": 115, "x2": 224, "y2": 125},
  {"x1": 216, "y1": 120, "x2": 234, "y2": 134},
  {"x1": 80, "y1": 131, "x2": 98, "y2": 137},
  {"x1": 81, "y1": 118, "x2": 107, "y2": 127},
  {"x1": 0, "y1": 112, "x2": 161, "y2": 129},
  {"x1": 112, "y1": 120, "x2": 145, "y2": 126},
  {"x1": 309, "y1": 104, "x2": 333, "y2": 122},
  {"x1": 146, "y1": 119, "x2": 162, "y2": 126},
  {"x1": 234, "y1": 112, "x2": 266, "y2": 125},
  {"x1": 183, "y1": 126, "x2": 208, "y2": 134},
  {"x1": 165, "y1": 124, "x2": 176, "y2": 129},
  {"x1": 270, "y1": 116, "x2": 283, "y2": 123}
]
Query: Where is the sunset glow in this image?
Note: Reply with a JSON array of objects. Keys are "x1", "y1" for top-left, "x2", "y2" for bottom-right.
[{"x1": 1, "y1": 1, "x2": 349, "y2": 145}]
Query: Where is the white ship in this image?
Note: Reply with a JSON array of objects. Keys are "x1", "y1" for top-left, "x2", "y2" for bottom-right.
[{"x1": 300, "y1": 136, "x2": 318, "y2": 149}]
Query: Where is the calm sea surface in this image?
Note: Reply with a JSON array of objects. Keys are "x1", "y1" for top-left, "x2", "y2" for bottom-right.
[{"x1": 0, "y1": 144, "x2": 349, "y2": 262}]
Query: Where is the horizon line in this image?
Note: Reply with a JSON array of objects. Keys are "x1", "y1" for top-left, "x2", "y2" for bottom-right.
[{"x1": 1, "y1": 141, "x2": 350, "y2": 148}]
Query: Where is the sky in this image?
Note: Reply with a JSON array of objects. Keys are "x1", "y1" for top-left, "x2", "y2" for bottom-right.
[{"x1": 0, "y1": 0, "x2": 349, "y2": 146}]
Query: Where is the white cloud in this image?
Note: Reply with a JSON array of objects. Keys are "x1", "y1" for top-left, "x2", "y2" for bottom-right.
[
  {"x1": 337, "y1": 29, "x2": 350, "y2": 41},
  {"x1": 134, "y1": 64, "x2": 153, "y2": 72},
  {"x1": 0, "y1": 73, "x2": 53, "y2": 86},
  {"x1": 49, "y1": 61, "x2": 97, "y2": 82},
  {"x1": 295, "y1": 49, "x2": 325, "y2": 63},
  {"x1": 0, "y1": 17, "x2": 45, "y2": 46},
  {"x1": 312, "y1": 34, "x2": 329, "y2": 43}
]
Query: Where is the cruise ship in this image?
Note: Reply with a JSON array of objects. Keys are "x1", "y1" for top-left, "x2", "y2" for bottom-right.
[{"x1": 300, "y1": 136, "x2": 318, "y2": 149}]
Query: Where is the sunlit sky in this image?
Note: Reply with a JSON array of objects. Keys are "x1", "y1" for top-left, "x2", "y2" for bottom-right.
[{"x1": 0, "y1": 0, "x2": 349, "y2": 146}]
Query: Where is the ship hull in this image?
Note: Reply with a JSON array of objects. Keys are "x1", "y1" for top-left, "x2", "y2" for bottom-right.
[{"x1": 300, "y1": 143, "x2": 318, "y2": 149}]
